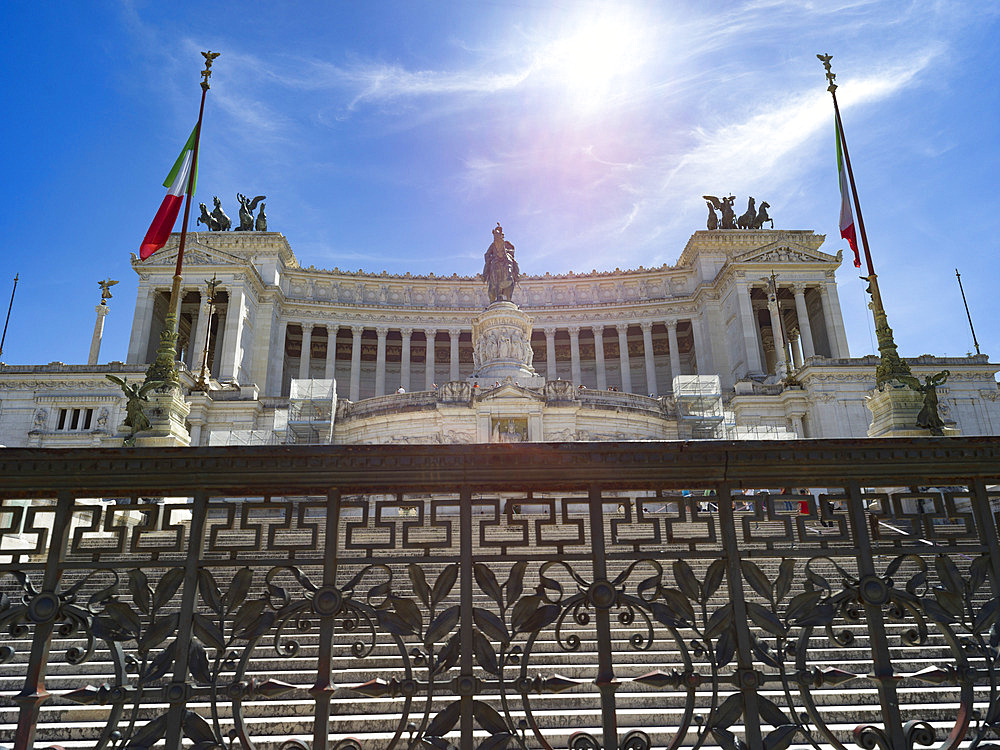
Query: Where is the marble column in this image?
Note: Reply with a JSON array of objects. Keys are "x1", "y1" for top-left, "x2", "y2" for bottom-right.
[
  {"x1": 449, "y1": 328, "x2": 460, "y2": 381},
  {"x1": 823, "y1": 280, "x2": 850, "y2": 358},
  {"x1": 212, "y1": 308, "x2": 226, "y2": 378},
  {"x1": 762, "y1": 334, "x2": 776, "y2": 375},
  {"x1": 349, "y1": 325, "x2": 363, "y2": 401},
  {"x1": 791, "y1": 285, "x2": 816, "y2": 359},
  {"x1": 789, "y1": 329, "x2": 803, "y2": 369},
  {"x1": 219, "y1": 288, "x2": 245, "y2": 382},
  {"x1": 666, "y1": 320, "x2": 682, "y2": 386},
  {"x1": 127, "y1": 286, "x2": 158, "y2": 364},
  {"x1": 616, "y1": 324, "x2": 632, "y2": 393},
  {"x1": 89, "y1": 303, "x2": 110, "y2": 365},
  {"x1": 190, "y1": 291, "x2": 211, "y2": 378},
  {"x1": 692, "y1": 315, "x2": 712, "y2": 376},
  {"x1": 593, "y1": 326, "x2": 607, "y2": 390},
  {"x1": 544, "y1": 328, "x2": 557, "y2": 380},
  {"x1": 766, "y1": 291, "x2": 787, "y2": 378},
  {"x1": 325, "y1": 325, "x2": 338, "y2": 380},
  {"x1": 298, "y1": 323, "x2": 314, "y2": 380},
  {"x1": 818, "y1": 284, "x2": 842, "y2": 358},
  {"x1": 424, "y1": 329, "x2": 437, "y2": 389},
  {"x1": 736, "y1": 282, "x2": 764, "y2": 376},
  {"x1": 568, "y1": 326, "x2": 582, "y2": 385},
  {"x1": 400, "y1": 327, "x2": 412, "y2": 392},
  {"x1": 269, "y1": 319, "x2": 288, "y2": 396},
  {"x1": 375, "y1": 326, "x2": 388, "y2": 396},
  {"x1": 640, "y1": 322, "x2": 657, "y2": 395}
]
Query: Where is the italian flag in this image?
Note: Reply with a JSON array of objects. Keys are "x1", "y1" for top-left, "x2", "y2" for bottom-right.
[
  {"x1": 138, "y1": 126, "x2": 199, "y2": 259},
  {"x1": 836, "y1": 118, "x2": 861, "y2": 268}
]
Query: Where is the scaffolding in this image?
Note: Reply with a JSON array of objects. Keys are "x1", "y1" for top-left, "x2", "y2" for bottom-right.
[
  {"x1": 672, "y1": 375, "x2": 725, "y2": 439},
  {"x1": 286, "y1": 379, "x2": 336, "y2": 445},
  {"x1": 206, "y1": 429, "x2": 281, "y2": 446}
]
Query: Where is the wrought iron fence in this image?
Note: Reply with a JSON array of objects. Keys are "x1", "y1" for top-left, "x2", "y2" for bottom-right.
[{"x1": 1, "y1": 438, "x2": 1000, "y2": 750}]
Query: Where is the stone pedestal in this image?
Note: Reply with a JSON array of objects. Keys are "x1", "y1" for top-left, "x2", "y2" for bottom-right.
[
  {"x1": 470, "y1": 301, "x2": 543, "y2": 388},
  {"x1": 132, "y1": 385, "x2": 192, "y2": 447},
  {"x1": 866, "y1": 385, "x2": 958, "y2": 438}
]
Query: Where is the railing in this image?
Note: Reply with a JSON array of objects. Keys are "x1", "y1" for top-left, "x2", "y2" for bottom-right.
[{"x1": 1, "y1": 438, "x2": 1000, "y2": 750}]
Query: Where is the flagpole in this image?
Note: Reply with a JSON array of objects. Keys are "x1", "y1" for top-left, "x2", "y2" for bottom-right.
[
  {"x1": 0, "y1": 273, "x2": 18, "y2": 361},
  {"x1": 817, "y1": 54, "x2": 912, "y2": 388},
  {"x1": 145, "y1": 51, "x2": 219, "y2": 387},
  {"x1": 955, "y1": 268, "x2": 981, "y2": 356}
]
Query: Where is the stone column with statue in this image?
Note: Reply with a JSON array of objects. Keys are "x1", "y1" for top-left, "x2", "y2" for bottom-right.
[{"x1": 470, "y1": 224, "x2": 542, "y2": 388}]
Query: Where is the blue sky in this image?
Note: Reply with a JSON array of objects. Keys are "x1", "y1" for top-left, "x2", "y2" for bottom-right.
[{"x1": 2, "y1": 1, "x2": 998, "y2": 369}]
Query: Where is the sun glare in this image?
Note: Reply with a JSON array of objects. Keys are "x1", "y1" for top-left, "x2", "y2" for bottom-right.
[{"x1": 541, "y1": 18, "x2": 648, "y2": 111}]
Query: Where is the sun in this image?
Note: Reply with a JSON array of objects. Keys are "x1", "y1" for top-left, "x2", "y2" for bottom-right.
[{"x1": 541, "y1": 16, "x2": 648, "y2": 110}]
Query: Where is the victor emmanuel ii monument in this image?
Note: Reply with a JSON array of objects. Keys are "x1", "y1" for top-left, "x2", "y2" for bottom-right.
[{"x1": 0, "y1": 205, "x2": 999, "y2": 448}]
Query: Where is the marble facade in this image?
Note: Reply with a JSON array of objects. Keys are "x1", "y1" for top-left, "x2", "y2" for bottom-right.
[{"x1": 1, "y1": 229, "x2": 998, "y2": 447}]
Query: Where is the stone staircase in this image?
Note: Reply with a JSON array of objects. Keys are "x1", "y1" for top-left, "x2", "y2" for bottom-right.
[{"x1": 0, "y1": 501, "x2": 993, "y2": 749}]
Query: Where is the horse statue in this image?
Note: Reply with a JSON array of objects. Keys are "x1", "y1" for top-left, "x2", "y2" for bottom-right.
[
  {"x1": 196, "y1": 202, "x2": 220, "y2": 231},
  {"x1": 753, "y1": 201, "x2": 774, "y2": 229},
  {"x1": 210, "y1": 196, "x2": 231, "y2": 231},
  {"x1": 703, "y1": 195, "x2": 736, "y2": 229},
  {"x1": 255, "y1": 203, "x2": 267, "y2": 232},
  {"x1": 235, "y1": 193, "x2": 266, "y2": 231},
  {"x1": 483, "y1": 223, "x2": 519, "y2": 304},
  {"x1": 737, "y1": 197, "x2": 757, "y2": 229},
  {"x1": 705, "y1": 201, "x2": 718, "y2": 230}
]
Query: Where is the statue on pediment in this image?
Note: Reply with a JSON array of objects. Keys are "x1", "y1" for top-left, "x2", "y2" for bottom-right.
[
  {"x1": 737, "y1": 197, "x2": 757, "y2": 229},
  {"x1": 703, "y1": 195, "x2": 736, "y2": 229},
  {"x1": 483, "y1": 223, "x2": 519, "y2": 303},
  {"x1": 704, "y1": 195, "x2": 774, "y2": 230},
  {"x1": 754, "y1": 201, "x2": 774, "y2": 229},
  {"x1": 106, "y1": 374, "x2": 162, "y2": 441},
  {"x1": 235, "y1": 193, "x2": 266, "y2": 231},
  {"x1": 898, "y1": 370, "x2": 950, "y2": 435},
  {"x1": 197, "y1": 196, "x2": 232, "y2": 231}
]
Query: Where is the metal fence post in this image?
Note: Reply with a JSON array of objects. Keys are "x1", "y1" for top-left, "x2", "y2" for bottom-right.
[
  {"x1": 588, "y1": 483, "x2": 619, "y2": 750},
  {"x1": 164, "y1": 491, "x2": 210, "y2": 750},
  {"x1": 717, "y1": 483, "x2": 764, "y2": 748},
  {"x1": 844, "y1": 480, "x2": 906, "y2": 746},
  {"x1": 13, "y1": 491, "x2": 74, "y2": 750},
  {"x1": 311, "y1": 489, "x2": 342, "y2": 750},
  {"x1": 459, "y1": 485, "x2": 474, "y2": 749},
  {"x1": 971, "y1": 478, "x2": 1000, "y2": 606}
]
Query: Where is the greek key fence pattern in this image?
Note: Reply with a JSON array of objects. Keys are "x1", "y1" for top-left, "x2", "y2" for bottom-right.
[{"x1": 0, "y1": 439, "x2": 999, "y2": 750}]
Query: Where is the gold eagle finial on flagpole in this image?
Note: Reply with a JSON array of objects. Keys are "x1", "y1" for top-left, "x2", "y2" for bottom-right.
[
  {"x1": 200, "y1": 51, "x2": 221, "y2": 91},
  {"x1": 816, "y1": 53, "x2": 837, "y2": 92}
]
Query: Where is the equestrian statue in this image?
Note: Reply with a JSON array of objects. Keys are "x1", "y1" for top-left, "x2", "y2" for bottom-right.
[{"x1": 483, "y1": 223, "x2": 519, "y2": 304}]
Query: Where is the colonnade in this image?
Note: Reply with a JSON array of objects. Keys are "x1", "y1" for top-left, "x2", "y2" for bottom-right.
[
  {"x1": 276, "y1": 318, "x2": 706, "y2": 400},
  {"x1": 128, "y1": 287, "x2": 244, "y2": 382},
  {"x1": 736, "y1": 281, "x2": 849, "y2": 377}
]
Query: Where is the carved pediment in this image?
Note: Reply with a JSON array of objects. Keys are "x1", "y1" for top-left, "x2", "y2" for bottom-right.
[
  {"x1": 475, "y1": 381, "x2": 543, "y2": 402},
  {"x1": 133, "y1": 240, "x2": 247, "y2": 269},
  {"x1": 735, "y1": 240, "x2": 837, "y2": 265}
]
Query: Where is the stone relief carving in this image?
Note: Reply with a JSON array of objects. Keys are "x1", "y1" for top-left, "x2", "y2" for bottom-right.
[
  {"x1": 546, "y1": 428, "x2": 578, "y2": 441},
  {"x1": 32, "y1": 408, "x2": 48, "y2": 428},
  {"x1": 437, "y1": 381, "x2": 472, "y2": 403},
  {"x1": 473, "y1": 326, "x2": 532, "y2": 370},
  {"x1": 745, "y1": 247, "x2": 814, "y2": 264},
  {"x1": 544, "y1": 380, "x2": 579, "y2": 402},
  {"x1": 442, "y1": 430, "x2": 475, "y2": 444}
]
